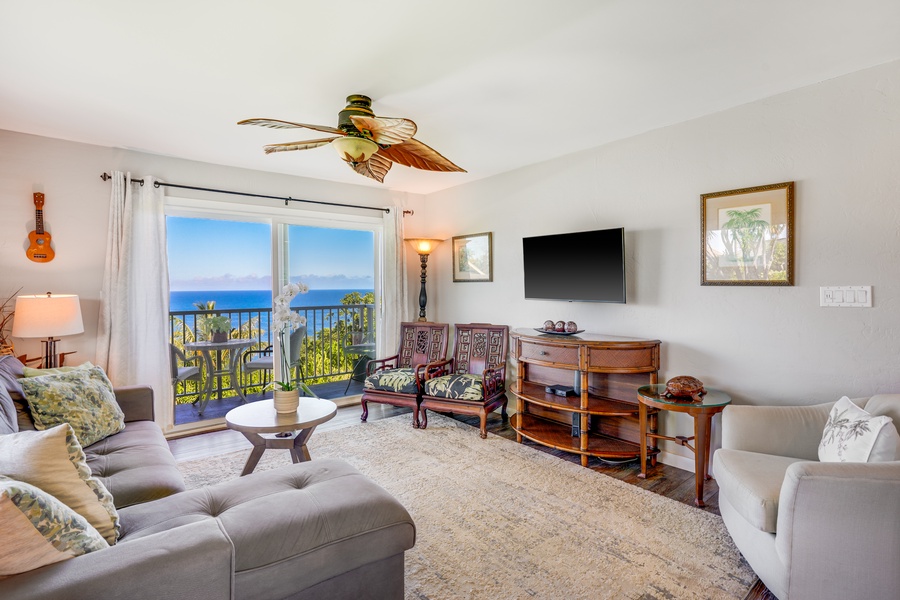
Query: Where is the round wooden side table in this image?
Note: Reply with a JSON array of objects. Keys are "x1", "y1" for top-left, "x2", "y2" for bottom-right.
[
  {"x1": 637, "y1": 384, "x2": 731, "y2": 507},
  {"x1": 225, "y1": 398, "x2": 337, "y2": 476}
]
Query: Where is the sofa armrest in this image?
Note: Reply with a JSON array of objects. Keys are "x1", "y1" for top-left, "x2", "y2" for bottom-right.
[
  {"x1": 774, "y1": 461, "x2": 900, "y2": 600},
  {"x1": 0, "y1": 519, "x2": 234, "y2": 600},
  {"x1": 114, "y1": 385, "x2": 155, "y2": 422},
  {"x1": 721, "y1": 403, "x2": 834, "y2": 460}
]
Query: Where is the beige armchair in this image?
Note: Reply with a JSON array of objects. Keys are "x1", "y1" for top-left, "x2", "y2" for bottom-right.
[{"x1": 712, "y1": 395, "x2": 900, "y2": 600}]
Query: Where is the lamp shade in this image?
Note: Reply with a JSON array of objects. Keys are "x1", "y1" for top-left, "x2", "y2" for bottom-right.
[
  {"x1": 12, "y1": 294, "x2": 84, "y2": 339},
  {"x1": 332, "y1": 136, "x2": 378, "y2": 164},
  {"x1": 405, "y1": 238, "x2": 444, "y2": 255}
]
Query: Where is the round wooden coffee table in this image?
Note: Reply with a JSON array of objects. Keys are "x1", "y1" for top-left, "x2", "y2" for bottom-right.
[{"x1": 225, "y1": 398, "x2": 337, "y2": 476}]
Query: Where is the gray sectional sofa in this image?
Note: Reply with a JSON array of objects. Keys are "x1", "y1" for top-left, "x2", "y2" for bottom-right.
[{"x1": 0, "y1": 383, "x2": 416, "y2": 599}]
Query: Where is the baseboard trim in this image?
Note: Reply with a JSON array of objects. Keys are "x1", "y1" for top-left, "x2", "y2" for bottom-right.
[{"x1": 657, "y1": 450, "x2": 695, "y2": 473}]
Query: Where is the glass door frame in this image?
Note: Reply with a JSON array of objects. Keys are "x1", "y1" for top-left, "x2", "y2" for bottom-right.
[{"x1": 164, "y1": 196, "x2": 384, "y2": 436}]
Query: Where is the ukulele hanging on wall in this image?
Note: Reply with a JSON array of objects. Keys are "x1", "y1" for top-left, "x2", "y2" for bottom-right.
[{"x1": 26, "y1": 192, "x2": 55, "y2": 263}]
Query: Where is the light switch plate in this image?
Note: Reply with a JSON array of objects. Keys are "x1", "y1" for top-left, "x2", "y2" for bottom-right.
[{"x1": 820, "y1": 286, "x2": 872, "y2": 307}]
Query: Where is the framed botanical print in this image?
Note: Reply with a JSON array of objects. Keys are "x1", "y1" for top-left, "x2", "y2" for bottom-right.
[
  {"x1": 452, "y1": 232, "x2": 493, "y2": 282},
  {"x1": 701, "y1": 181, "x2": 794, "y2": 286}
]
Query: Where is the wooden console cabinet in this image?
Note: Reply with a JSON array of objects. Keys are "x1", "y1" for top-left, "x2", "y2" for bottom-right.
[{"x1": 509, "y1": 328, "x2": 661, "y2": 467}]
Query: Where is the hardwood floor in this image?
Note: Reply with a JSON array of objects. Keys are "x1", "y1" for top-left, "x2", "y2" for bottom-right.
[{"x1": 168, "y1": 404, "x2": 777, "y2": 600}]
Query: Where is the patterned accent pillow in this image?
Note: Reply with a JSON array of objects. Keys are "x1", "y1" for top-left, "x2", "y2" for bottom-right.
[
  {"x1": 22, "y1": 361, "x2": 94, "y2": 378},
  {"x1": 20, "y1": 366, "x2": 125, "y2": 447},
  {"x1": 364, "y1": 368, "x2": 419, "y2": 394},
  {"x1": 425, "y1": 374, "x2": 485, "y2": 401},
  {"x1": 819, "y1": 396, "x2": 900, "y2": 462},
  {"x1": 0, "y1": 423, "x2": 120, "y2": 544},
  {"x1": 0, "y1": 476, "x2": 108, "y2": 577}
]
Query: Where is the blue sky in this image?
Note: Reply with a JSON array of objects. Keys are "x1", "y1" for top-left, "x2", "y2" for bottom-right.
[{"x1": 167, "y1": 217, "x2": 374, "y2": 291}]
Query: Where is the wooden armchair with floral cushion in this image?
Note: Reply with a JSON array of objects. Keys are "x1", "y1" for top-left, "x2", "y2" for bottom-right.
[
  {"x1": 360, "y1": 321, "x2": 449, "y2": 427},
  {"x1": 419, "y1": 323, "x2": 509, "y2": 438}
]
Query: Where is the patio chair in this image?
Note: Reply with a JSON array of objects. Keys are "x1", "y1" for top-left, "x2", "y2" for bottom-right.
[
  {"x1": 360, "y1": 321, "x2": 449, "y2": 427},
  {"x1": 242, "y1": 326, "x2": 307, "y2": 389},
  {"x1": 169, "y1": 343, "x2": 201, "y2": 396},
  {"x1": 419, "y1": 323, "x2": 509, "y2": 438}
]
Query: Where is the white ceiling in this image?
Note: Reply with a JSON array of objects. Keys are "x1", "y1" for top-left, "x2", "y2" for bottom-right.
[{"x1": 2, "y1": 1, "x2": 900, "y2": 195}]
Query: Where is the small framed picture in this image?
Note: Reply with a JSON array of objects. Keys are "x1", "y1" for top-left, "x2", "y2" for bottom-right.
[
  {"x1": 452, "y1": 232, "x2": 493, "y2": 282},
  {"x1": 701, "y1": 181, "x2": 794, "y2": 286}
]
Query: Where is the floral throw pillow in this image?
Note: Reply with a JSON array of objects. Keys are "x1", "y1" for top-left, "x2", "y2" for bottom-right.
[
  {"x1": 818, "y1": 396, "x2": 900, "y2": 462},
  {"x1": 0, "y1": 476, "x2": 108, "y2": 577},
  {"x1": 0, "y1": 423, "x2": 120, "y2": 544},
  {"x1": 20, "y1": 366, "x2": 125, "y2": 447}
]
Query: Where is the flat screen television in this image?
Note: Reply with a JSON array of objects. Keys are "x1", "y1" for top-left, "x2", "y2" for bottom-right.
[{"x1": 522, "y1": 227, "x2": 626, "y2": 303}]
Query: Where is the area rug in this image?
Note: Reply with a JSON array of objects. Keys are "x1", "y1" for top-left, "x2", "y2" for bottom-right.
[{"x1": 177, "y1": 414, "x2": 755, "y2": 600}]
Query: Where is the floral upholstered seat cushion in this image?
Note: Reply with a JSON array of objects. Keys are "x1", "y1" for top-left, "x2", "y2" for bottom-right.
[
  {"x1": 424, "y1": 374, "x2": 487, "y2": 401},
  {"x1": 364, "y1": 368, "x2": 419, "y2": 394}
]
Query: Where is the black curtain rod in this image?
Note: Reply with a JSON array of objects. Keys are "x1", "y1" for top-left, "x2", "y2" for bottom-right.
[{"x1": 99, "y1": 172, "x2": 393, "y2": 214}]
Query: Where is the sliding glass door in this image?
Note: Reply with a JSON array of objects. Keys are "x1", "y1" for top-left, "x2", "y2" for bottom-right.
[{"x1": 164, "y1": 204, "x2": 379, "y2": 431}]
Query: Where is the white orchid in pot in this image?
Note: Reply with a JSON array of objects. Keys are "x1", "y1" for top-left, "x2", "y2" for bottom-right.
[{"x1": 270, "y1": 281, "x2": 314, "y2": 412}]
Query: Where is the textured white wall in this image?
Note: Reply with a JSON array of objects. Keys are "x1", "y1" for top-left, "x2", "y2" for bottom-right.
[
  {"x1": 413, "y1": 59, "x2": 900, "y2": 464},
  {"x1": 0, "y1": 131, "x2": 422, "y2": 362}
]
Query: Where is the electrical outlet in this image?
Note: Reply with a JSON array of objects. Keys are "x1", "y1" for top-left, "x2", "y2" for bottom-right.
[{"x1": 820, "y1": 286, "x2": 872, "y2": 307}]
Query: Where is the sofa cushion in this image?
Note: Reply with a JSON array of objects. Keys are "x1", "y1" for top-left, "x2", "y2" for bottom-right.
[
  {"x1": 118, "y1": 459, "x2": 415, "y2": 599},
  {"x1": 0, "y1": 476, "x2": 108, "y2": 577},
  {"x1": 0, "y1": 385, "x2": 16, "y2": 435},
  {"x1": 0, "y1": 355, "x2": 25, "y2": 397},
  {"x1": 20, "y1": 366, "x2": 125, "y2": 446},
  {"x1": 819, "y1": 396, "x2": 899, "y2": 463},
  {"x1": 21, "y1": 367, "x2": 125, "y2": 446},
  {"x1": 364, "y1": 367, "x2": 418, "y2": 394},
  {"x1": 84, "y1": 421, "x2": 185, "y2": 509},
  {"x1": 21, "y1": 362, "x2": 93, "y2": 378},
  {"x1": 0, "y1": 424, "x2": 119, "y2": 544},
  {"x1": 713, "y1": 448, "x2": 805, "y2": 533}
]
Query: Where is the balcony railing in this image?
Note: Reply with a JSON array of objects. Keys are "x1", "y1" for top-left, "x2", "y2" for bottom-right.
[{"x1": 169, "y1": 303, "x2": 375, "y2": 407}]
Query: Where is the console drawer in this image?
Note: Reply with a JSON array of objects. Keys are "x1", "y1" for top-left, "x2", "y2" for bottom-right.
[
  {"x1": 586, "y1": 345, "x2": 658, "y2": 372},
  {"x1": 517, "y1": 340, "x2": 580, "y2": 368}
]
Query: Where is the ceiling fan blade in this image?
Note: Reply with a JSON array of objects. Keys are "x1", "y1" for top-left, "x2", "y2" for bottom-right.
[
  {"x1": 238, "y1": 118, "x2": 344, "y2": 136},
  {"x1": 349, "y1": 115, "x2": 417, "y2": 145},
  {"x1": 349, "y1": 151, "x2": 393, "y2": 183},
  {"x1": 263, "y1": 137, "x2": 338, "y2": 154},
  {"x1": 378, "y1": 137, "x2": 466, "y2": 173}
]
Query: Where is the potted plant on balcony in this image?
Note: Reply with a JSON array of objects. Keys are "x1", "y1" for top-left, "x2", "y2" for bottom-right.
[
  {"x1": 270, "y1": 282, "x2": 315, "y2": 413},
  {"x1": 205, "y1": 315, "x2": 232, "y2": 343}
]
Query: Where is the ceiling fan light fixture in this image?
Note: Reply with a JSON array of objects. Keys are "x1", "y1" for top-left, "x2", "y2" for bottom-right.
[{"x1": 332, "y1": 136, "x2": 378, "y2": 165}]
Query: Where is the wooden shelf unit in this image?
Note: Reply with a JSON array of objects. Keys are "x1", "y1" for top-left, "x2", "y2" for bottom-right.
[{"x1": 509, "y1": 329, "x2": 661, "y2": 467}]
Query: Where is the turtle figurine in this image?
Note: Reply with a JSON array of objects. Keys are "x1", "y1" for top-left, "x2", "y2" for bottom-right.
[{"x1": 663, "y1": 376, "x2": 706, "y2": 402}]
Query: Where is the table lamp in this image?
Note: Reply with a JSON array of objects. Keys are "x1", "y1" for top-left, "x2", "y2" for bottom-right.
[
  {"x1": 12, "y1": 293, "x2": 84, "y2": 368},
  {"x1": 404, "y1": 238, "x2": 444, "y2": 322}
]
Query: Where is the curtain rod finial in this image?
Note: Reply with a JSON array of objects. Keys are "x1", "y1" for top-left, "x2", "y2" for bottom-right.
[{"x1": 403, "y1": 209, "x2": 414, "y2": 216}]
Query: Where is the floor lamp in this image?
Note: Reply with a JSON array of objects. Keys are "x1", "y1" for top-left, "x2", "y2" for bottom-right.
[
  {"x1": 11, "y1": 293, "x2": 84, "y2": 368},
  {"x1": 405, "y1": 238, "x2": 444, "y2": 322}
]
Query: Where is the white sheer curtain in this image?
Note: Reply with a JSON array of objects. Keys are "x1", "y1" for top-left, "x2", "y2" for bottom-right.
[
  {"x1": 96, "y1": 172, "x2": 171, "y2": 426},
  {"x1": 381, "y1": 207, "x2": 409, "y2": 356}
]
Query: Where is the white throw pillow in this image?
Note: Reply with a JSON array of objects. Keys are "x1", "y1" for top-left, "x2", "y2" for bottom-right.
[
  {"x1": 0, "y1": 423, "x2": 120, "y2": 543},
  {"x1": 818, "y1": 396, "x2": 900, "y2": 462}
]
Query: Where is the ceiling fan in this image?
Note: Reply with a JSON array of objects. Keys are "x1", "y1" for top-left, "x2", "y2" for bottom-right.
[{"x1": 238, "y1": 95, "x2": 465, "y2": 183}]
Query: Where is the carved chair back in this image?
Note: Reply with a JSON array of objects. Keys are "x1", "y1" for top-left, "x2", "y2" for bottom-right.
[
  {"x1": 449, "y1": 324, "x2": 509, "y2": 378},
  {"x1": 396, "y1": 322, "x2": 449, "y2": 368}
]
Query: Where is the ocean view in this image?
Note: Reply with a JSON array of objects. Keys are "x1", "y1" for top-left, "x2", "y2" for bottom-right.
[
  {"x1": 169, "y1": 289, "x2": 374, "y2": 336},
  {"x1": 169, "y1": 289, "x2": 373, "y2": 312}
]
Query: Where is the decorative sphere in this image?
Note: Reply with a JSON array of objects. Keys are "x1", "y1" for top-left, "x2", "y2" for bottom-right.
[
  {"x1": 543, "y1": 320, "x2": 555, "y2": 331},
  {"x1": 554, "y1": 320, "x2": 566, "y2": 332},
  {"x1": 565, "y1": 321, "x2": 578, "y2": 332}
]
